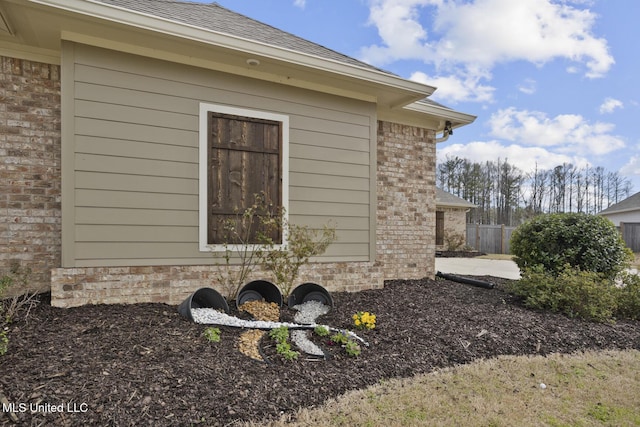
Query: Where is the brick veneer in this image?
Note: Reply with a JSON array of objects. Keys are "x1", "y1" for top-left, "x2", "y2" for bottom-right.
[
  {"x1": 0, "y1": 56, "x2": 437, "y2": 307},
  {"x1": 376, "y1": 121, "x2": 436, "y2": 279},
  {"x1": 436, "y1": 207, "x2": 469, "y2": 251},
  {"x1": 0, "y1": 57, "x2": 61, "y2": 295}
]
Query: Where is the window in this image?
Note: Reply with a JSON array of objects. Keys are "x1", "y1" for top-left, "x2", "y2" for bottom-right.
[{"x1": 199, "y1": 103, "x2": 289, "y2": 251}]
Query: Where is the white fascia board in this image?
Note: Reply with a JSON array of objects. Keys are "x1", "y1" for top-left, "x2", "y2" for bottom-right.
[
  {"x1": 29, "y1": 0, "x2": 435, "y2": 101},
  {"x1": 437, "y1": 202, "x2": 477, "y2": 209},
  {"x1": 403, "y1": 101, "x2": 477, "y2": 127}
]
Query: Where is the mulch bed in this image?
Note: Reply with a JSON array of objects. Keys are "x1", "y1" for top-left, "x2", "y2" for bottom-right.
[{"x1": 1, "y1": 276, "x2": 639, "y2": 426}]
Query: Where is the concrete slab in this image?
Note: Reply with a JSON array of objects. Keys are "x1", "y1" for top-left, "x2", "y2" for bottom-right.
[{"x1": 435, "y1": 258, "x2": 521, "y2": 280}]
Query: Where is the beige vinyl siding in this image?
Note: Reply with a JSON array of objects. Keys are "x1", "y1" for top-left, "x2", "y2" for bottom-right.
[{"x1": 63, "y1": 42, "x2": 375, "y2": 267}]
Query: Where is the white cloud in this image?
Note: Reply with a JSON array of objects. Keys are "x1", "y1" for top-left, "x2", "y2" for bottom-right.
[
  {"x1": 360, "y1": 0, "x2": 436, "y2": 65},
  {"x1": 599, "y1": 97, "x2": 624, "y2": 114},
  {"x1": 293, "y1": 0, "x2": 306, "y2": 8},
  {"x1": 518, "y1": 79, "x2": 537, "y2": 95},
  {"x1": 410, "y1": 71, "x2": 495, "y2": 103},
  {"x1": 437, "y1": 140, "x2": 589, "y2": 173},
  {"x1": 488, "y1": 107, "x2": 625, "y2": 155},
  {"x1": 361, "y1": 0, "x2": 614, "y2": 83},
  {"x1": 619, "y1": 154, "x2": 640, "y2": 178}
]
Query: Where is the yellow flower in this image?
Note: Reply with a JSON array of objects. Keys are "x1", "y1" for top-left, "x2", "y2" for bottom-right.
[{"x1": 353, "y1": 311, "x2": 376, "y2": 330}]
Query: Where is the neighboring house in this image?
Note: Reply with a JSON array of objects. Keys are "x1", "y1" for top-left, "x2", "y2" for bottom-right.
[
  {"x1": 0, "y1": 0, "x2": 475, "y2": 307},
  {"x1": 598, "y1": 191, "x2": 640, "y2": 252},
  {"x1": 598, "y1": 191, "x2": 640, "y2": 226},
  {"x1": 435, "y1": 189, "x2": 476, "y2": 250}
]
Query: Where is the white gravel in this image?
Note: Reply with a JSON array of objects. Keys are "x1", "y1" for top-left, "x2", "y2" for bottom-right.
[
  {"x1": 191, "y1": 308, "x2": 304, "y2": 330},
  {"x1": 291, "y1": 330, "x2": 325, "y2": 357},
  {"x1": 292, "y1": 300, "x2": 330, "y2": 324},
  {"x1": 290, "y1": 300, "x2": 331, "y2": 357}
]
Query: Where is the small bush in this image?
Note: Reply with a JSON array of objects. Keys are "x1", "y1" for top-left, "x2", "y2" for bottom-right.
[
  {"x1": 508, "y1": 265, "x2": 618, "y2": 323},
  {"x1": 510, "y1": 213, "x2": 633, "y2": 279},
  {"x1": 615, "y1": 272, "x2": 640, "y2": 320},
  {"x1": 443, "y1": 231, "x2": 465, "y2": 251},
  {"x1": 1, "y1": 263, "x2": 39, "y2": 356}
]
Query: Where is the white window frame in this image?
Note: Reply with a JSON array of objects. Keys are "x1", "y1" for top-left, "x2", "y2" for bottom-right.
[{"x1": 199, "y1": 102, "x2": 289, "y2": 252}]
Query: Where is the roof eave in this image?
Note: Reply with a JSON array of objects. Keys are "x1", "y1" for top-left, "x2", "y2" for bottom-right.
[
  {"x1": 27, "y1": 0, "x2": 436, "y2": 105},
  {"x1": 436, "y1": 202, "x2": 477, "y2": 209},
  {"x1": 599, "y1": 207, "x2": 640, "y2": 216}
]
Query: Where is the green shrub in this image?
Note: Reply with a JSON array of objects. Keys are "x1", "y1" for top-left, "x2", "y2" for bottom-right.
[
  {"x1": 508, "y1": 265, "x2": 618, "y2": 323},
  {"x1": 615, "y1": 272, "x2": 640, "y2": 320},
  {"x1": 510, "y1": 213, "x2": 633, "y2": 279}
]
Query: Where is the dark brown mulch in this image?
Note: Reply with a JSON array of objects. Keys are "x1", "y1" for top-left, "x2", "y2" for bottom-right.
[{"x1": 1, "y1": 276, "x2": 639, "y2": 426}]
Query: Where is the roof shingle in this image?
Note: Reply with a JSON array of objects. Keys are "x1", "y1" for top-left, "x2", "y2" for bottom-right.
[{"x1": 94, "y1": 0, "x2": 393, "y2": 74}]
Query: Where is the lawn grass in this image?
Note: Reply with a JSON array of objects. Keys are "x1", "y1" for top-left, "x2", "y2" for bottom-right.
[
  {"x1": 475, "y1": 253, "x2": 515, "y2": 261},
  {"x1": 255, "y1": 349, "x2": 640, "y2": 427}
]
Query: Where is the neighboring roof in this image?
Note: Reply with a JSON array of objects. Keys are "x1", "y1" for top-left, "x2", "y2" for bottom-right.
[
  {"x1": 435, "y1": 188, "x2": 476, "y2": 208},
  {"x1": 598, "y1": 191, "x2": 640, "y2": 215},
  {"x1": 94, "y1": 0, "x2": 390, "y2": 75}
]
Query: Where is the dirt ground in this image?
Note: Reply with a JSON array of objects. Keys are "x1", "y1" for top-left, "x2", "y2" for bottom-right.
[{"x1": 1, "y1": 276, "x2": 639, "y2": 426}]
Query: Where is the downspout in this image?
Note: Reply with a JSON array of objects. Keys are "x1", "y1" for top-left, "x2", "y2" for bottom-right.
[{"x1": 435, "y1": 120, "x2": 453, "y2": 143}]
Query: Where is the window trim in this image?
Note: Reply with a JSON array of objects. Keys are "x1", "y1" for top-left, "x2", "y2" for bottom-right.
[{"x1": 199, "y1": 102, "x2": 289, "y2": 252}]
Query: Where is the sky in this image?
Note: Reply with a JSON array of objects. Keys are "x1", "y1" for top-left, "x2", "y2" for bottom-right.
[{"x1": 209, "y1": 0, "x2": 640, "y2": 193}]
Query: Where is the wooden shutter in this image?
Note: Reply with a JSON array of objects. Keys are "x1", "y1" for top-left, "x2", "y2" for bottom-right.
[
  {"x1": 207, "y1": 112, "x2": 282, "y2": 244},
  {"x1": 436, "y1": 211, "x2": 444, "y2": 246}
]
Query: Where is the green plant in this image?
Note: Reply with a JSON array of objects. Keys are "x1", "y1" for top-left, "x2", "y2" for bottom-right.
[
  {"x1": 269, "y1": 325, "x2": 290, "y2": 342},
  {"x1": 345, "y1": 340, "x2": 361, "y2": 357},
  {"x1": 203, "y1": 327, "x2": 221, "y2": 343},
  {"x1": 259, "y1": 217, "x2": 337, "y2": 297},
  {"x1": 269, "y1": 326, "x2": 299, "y2": 361},
  {"x1": 507, "y1": 264, "x2": 618, "y2": 323},
  {"x1": 615, "y1": 272, "x2": 640, "y2": 320},
  {"x1": 510, "y1": 213, "x2": 633, "y2": 279},
  {"x1": 314, "y1": 325, "x2": 330, "y2": 337},
  {"x1": 275, "y1": 341, "x2": 299, "y2": 361},
  {"x1": 353, "y1": 311, "x2": 376, "y2": 330},
  {"x1": 330, "y1": 332, "x2": 349, "y2": 345}
]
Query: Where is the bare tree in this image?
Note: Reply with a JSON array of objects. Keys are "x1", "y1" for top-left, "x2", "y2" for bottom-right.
[{"x1": 436, "y1": 157, "x2": 633, "y2": 226}]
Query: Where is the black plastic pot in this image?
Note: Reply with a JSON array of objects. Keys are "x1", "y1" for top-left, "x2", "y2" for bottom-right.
[
  {"x1": 288, "y1": 282, "x2": 333, "y2": 308},
  {"x1": 178, "y1": 287, "x2": 229, "y2": 321},
  {"x1": 236, "y1": 280, "x2": 283, "y2": 309}
]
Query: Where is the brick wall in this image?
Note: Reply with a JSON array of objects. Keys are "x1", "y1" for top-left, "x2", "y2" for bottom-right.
[
  {"x1": 376, "y1": 121, "x2": 436, "y2": 280},
  {"x1": 51, "y1": 262, "x2": 385, "y2": 307},
  {"x1": 0, "y1": 57, "x2": 61, "y2": 295},
  {"x1": 436, "y1": 207, "x2": 468, "y2": 251}
]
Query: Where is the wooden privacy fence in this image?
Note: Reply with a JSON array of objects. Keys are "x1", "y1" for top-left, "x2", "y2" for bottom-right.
[
  {"x1": 466, "y1": 222, "x2": 640, "y2": 254},
  {"x1": 466, "y1": 224, "x2": 516, "y2": 254},
  {"x1": 620, "y1": 222, "x2": 640, "y2": 252}
]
